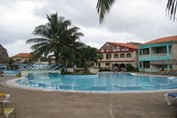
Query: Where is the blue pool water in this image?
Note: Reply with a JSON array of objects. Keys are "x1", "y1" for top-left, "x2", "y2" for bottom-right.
[{"x1": 16, "y1": 72, "x2": 177, "y2": 92}]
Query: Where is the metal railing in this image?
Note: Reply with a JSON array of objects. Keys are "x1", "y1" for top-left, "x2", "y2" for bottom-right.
[{"x1": 18, "y1": 64, "x2": 65, "y2": 71}]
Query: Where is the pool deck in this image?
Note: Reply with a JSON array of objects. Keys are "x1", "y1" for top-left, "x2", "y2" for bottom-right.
[{"x1": 0, "y1": 76, "x2": 177, "y2": 118}]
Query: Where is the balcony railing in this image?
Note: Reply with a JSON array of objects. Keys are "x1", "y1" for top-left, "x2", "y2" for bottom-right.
[
  {"x1": 151, "y1": 53, "x2": 166, "y2": 56},
  {"x1": 139, "y1": 54, "x2": 150, "y2": 57}
]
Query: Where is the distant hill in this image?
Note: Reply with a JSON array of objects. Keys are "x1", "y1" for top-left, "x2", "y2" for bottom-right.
[{"x1": 0, "y1": 44, "x2": 9, "y2": 63}]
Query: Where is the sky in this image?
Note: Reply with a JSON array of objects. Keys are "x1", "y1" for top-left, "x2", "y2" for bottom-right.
[{"x1": 1, "y1": 0, "x2": 177, "y2": 56}]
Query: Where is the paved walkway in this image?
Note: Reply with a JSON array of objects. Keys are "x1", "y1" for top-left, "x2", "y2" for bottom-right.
[{"x1": 0, "y1": 76, "x2": 176, "y2": 118}]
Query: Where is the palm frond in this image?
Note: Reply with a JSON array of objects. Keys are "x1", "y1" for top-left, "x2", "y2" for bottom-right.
[
  {"x1": 30, "y1": 42, "x2": 47, "y2": 50},
  {"x1": 33, "y1": 25, "x2": 52, "y2": 38},
  {"x1": 96, "y1": 0, "x2": 116, "y2": 23},
  {"x1": 167, "y1": 0, "x2": 177, "y2": 20},
  {"x1": 26, "y1": 38, "x2": 48, "y2": 44},
  {"x1": 31, "y1": 43, "x2": 52, "y2": 57}
]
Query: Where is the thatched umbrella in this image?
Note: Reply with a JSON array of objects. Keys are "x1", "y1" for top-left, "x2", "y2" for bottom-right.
[{"x1": 11, "y1": 62, "x2": 22, "y2": 70}]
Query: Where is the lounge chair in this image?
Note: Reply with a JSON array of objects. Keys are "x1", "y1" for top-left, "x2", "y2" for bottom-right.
[
  {"x1": 0, "y1": 100, "x2": 16, "y2": 118},
  {"x1": 0, "y1": 93, "x2": 10, "y2": 101},
  {"x1": 164, "y1": 93, "x2": 177, "y2": 105}
]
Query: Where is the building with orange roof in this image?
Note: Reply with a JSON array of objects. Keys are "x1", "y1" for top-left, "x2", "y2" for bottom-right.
[
  {"x1": 138, "y1": 35, "x2": 177, "y2": 72},
  {"x1": 98, "y1": 42, "x2": 140, "y2": 71},
  {"x1": 11, "y1": 53, "x2": 32, "y2": 63}
]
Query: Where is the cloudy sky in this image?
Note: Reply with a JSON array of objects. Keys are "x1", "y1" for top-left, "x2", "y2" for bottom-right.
[{"x1": 1, "y1": 0, "x2": 177, "y2": 56}]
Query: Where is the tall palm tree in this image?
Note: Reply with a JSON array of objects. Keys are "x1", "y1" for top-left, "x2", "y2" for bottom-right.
[
  {"x1": 97, "y1": 0, "x2": 177, "y2": 23},
  {"x1": 26, "y1": 13, "x2": 83, "y2": 64}
]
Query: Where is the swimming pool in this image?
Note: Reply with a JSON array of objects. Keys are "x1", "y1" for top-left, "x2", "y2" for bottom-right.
[{"x1": 14, "y1": 72, "x2": 177, "y2": 92}]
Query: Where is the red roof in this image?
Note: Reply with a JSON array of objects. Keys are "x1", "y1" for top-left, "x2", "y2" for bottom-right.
[
  {"x1": 108, "y1": 42, "x2": 139, "y2": 49},
  {"x1": 12, "y1": 53, "x2": 32, "y2": 58},
  {"x1": 144, "y1": 35, "x2": 177, "y2": 44}
]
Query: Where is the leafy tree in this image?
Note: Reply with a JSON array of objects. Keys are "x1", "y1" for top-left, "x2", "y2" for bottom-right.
[
  {"x1": 60, "y1": 47, "x2": 75, "y2": 68},
  {"x1": 79, "y1": 46, "x2": 99, "y2": 69},
  {"x1": 97, "y1": 0, "x2": 177, "y2": 23},
  {"x1": 8, "y1": 58, "x2": 15, "y2": 65},
  {"x1": 26, "y1": 13, "x2": 83, "y2": 64},
  {"x1": 125, "y1": 64, "x2": 136, "y2": 72},
  {"x1": 96, "y1": 52, "x2": 103, "y2": 67}
]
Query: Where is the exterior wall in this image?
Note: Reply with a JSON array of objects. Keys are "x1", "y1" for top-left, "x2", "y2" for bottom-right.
[
  {"x1": 171, "y1": 43, "x2": 177, "y2": 70},
  {"x1": 134, "y1": 51, "x2": 138, "y2": 68},
  {"x1": 138, "y1": 42, "x2": 176, "y2": 72},
  {"x1": 172, "y1": 43, "x2": 177, "y2": 59},
  {"x1": 12, "y1": 57, "x2": 30, "y2": 63}
]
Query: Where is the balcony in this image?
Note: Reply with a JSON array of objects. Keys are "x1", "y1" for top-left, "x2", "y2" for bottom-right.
[
  {"x1": 151, "y1": 53, "x2": 166, "y2": 56},
  {"x1": 139, "y1": 54, "x2": 150, "y2": 57}
]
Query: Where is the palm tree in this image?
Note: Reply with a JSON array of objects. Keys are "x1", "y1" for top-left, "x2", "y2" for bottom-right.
[
  {"x1": 97, "y1": 0, "x2": 177, "y2": 23},
  {"x1": 79, "y1": 46, "x2": 99, "y2": 68},
  {"x1": 26, "y1": 13, "x2": 83, "y2": 64}
]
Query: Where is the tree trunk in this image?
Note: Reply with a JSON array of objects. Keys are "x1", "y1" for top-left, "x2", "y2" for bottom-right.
[
  {"x1": 65, "y1": 59, "x2": 68, "y2": 72},
  {"x1": 54, "y1": 53, "x2": 59, "y2": 64}
]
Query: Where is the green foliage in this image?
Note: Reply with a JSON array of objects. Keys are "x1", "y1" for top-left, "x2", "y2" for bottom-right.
[
  {"x1": 77, "y1": 46, "x2": 99, "y2": 68},
  {"x1": 125, "y1": 64, "x2": 136, "y2": 72},
  {"x1": 96, "y1": 0, "x2": 116, "y2": 23},
  {"x1": 97, "y1": 0, "x2": 177, "y2": 23},
  {"x1": 8, "y1": 58, "x2": 14, "y2": 65},
  {"x1": 167, "y1": 0, "x2": 177, "y2": 20},
  {"x1": 99, "y1": 68, "x2": 112, "y2": 72},
  {"x1": 26, "y1": 12, "x2": 83, "y2": 64},
  {"x1": 60, "y1": 47, "x2": 75, "y2": 67},
  {"x1": 61, "y1": 71, "x2": 73, "y2": 75}
]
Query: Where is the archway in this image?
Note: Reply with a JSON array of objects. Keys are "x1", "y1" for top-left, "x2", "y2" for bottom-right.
[
  {"x1": 120, "y1": 63, "x2": 126, "y2": 71},
  {"x1": 113, "y1": 63, "x2": 119, "y2": 71}
]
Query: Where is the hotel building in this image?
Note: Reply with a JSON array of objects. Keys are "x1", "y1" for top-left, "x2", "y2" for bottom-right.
[
  {"x1": 138, "y1": 36, "x2": 177, "y2": 72},
  {"x1": 11, "y1": 53, "x2": 32, "y2": 63},
  {"x1": 98, "y1": 42, "x2": 139, "y2": 71}
]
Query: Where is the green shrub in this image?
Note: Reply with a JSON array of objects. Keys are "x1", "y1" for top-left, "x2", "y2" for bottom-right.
[
  {"x1": 126, "y1": 64, "x2": 136, "y2": 72},
  {"x1": 99, "y1": 68, "x2": 112, "y2": 72}
]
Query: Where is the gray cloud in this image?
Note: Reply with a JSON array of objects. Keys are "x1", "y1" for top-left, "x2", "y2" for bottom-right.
[{"x1": 0, "y1": 0, "x2": 177, "y2": 56}]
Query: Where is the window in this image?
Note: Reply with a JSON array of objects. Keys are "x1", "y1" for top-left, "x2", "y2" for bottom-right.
[
  {"x1": 143, "y1": 61, "x2": 150, "y2": 68},
  {"x1": 114, "y1": 54, "x2": 119, "y2": 58},
  {"x1": 152, "y1": 46, "x2": 167, "y2": 54},
  {"x1": 120, "y1": 54, "x2": 125, "y2": 58},
  {"x1": 126, "y1": 53, "x2": 132, "y2": 58},
  {"x1": 105, "y1": 63, "x2": 110, "y2": 66},
  {"x1": 106, "y1": 54, "x2": 111, "y2": 59},
  {"x1": 142, "y1": 48, "x2": 149, "y2": 55},
  {"x1": 16, "y1": 59, "x2": 21, "y2": 61}
]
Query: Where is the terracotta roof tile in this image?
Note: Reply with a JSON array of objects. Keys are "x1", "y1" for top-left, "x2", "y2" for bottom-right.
[
  {"x1": 144, "y1": 35, "x2": 177, "y2": 44},
  {"x1": 12, "y1": 53, "x2": 32, "y2": 58},
  {"x1": 108, "y1": 42, "x2": 139, "y2": 49}
]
